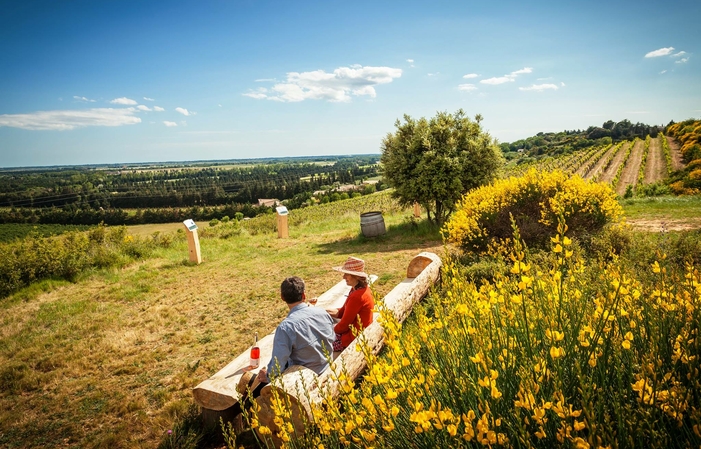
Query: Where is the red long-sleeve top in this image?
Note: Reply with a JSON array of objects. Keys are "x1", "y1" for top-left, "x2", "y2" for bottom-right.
[{"x1": 335, "y1": 285, "x2": 374, "y2": 349}]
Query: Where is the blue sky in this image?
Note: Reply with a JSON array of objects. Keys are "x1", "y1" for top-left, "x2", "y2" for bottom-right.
[{"x1": 1, "y1": 0, "x2": 699, "y2": 167}]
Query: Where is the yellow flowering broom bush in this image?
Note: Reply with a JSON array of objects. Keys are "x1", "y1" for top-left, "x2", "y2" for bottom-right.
[
  {"x1": 253, "y1": 217, "x2": 701, "y2": 449},
  {"x1": 443, "y1": 169, "x2": 622, "y2": 253}
]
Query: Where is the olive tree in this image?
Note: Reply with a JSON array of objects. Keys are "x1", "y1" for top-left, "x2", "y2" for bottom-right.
[{"x1": 380, "y1": 110, "x2": 503, "y2": 226}]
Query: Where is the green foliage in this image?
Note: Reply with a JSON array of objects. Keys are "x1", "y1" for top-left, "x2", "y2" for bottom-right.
[
  {"x1": 380, "y1": 110, "x2": 503, "y2": 225},
  {"x1": 0, "y1": 225, "x2": 172, "y2": 298},
  {"x1": 636, "y1": 182, "x2": 671, "y2": 197},
  {"x1": 500, "y1": 119, "x2": 658, "y2": 160},
  {"x1": 624, "y1": 185, "x2": 634, "y2": 199},
  {"x1": 0, "y1": 223, "x2": 91, "y2": 243}
]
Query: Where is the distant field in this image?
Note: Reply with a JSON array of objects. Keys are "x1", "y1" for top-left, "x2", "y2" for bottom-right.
[{"x1": 126, "y1": 221, "x2": 208, "y2": 237}]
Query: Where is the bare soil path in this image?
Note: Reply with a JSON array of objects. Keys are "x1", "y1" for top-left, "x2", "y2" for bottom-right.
[
  {"x1": 667, "y1": 136, "x2": 686, "y2": 171},
  {"x1": 616, "y1": 140, "x2": 644, "y2": 195},
  {"x1": 583, "y1": 145, "x2": 616, "y2": 180},
  {"x1": 576, "y1": 145, "x2": 608, "y2": 177},
  {"x1": 599, "y1": 142, "x2": 629, "y2": 184},
  {"x1": 627, "y1": 218, "x2": 701, "y2": 232},
  {"x1": 644, "y1": 136, "x2": 666, "y2": 184}
]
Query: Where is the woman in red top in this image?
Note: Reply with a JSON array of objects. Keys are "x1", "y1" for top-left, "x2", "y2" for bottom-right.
[{"x1": 326, "y1": 256, "x2": 375, "y2": 351}]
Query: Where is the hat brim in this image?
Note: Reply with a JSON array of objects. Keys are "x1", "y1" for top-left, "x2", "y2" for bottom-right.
[{"x1": 333, "y1": 266, "x2": 369, "y2": 279}]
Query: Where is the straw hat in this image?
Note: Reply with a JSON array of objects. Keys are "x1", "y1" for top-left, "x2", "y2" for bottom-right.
[
  {"x1": 236, "y1": 371, "x2": 261, "y2": 396},
  {"x1": 333, "y1": 256, "x2": 368, "y2": 279}
]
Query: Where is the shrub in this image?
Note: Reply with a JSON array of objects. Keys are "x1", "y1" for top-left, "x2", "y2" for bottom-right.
[
  {"x1": 0, "y1": 226, "x2": 165, "y2": 299},
  {"x1": 444, "y1": 169, "x2": 622, "y2": 253}
]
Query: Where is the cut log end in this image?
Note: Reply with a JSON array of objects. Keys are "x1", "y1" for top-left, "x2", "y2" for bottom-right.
[{"x1": 407, "y1": 254, "x2": 437, "y2": 278}]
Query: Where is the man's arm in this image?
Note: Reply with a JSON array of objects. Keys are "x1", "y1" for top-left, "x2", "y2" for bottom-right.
[{"x1": 267, "y1": 324, "x2": 292, "y2": 378}]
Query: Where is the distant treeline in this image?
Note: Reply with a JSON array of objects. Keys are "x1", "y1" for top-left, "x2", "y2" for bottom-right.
[
  {"x1": 501, "y1": 119, "x2": 663, "y2": 158},
  {"x1": 0, "y1": 156, "x2": 379, "y2": 210},
  {"x1": 0, "y1": 183, "x2": 385, "y2": 226}
]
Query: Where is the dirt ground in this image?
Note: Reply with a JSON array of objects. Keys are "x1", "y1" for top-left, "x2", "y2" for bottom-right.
[
  {"x1": 599, "y1": 143, "x2": 629, "y2": 184},
  {"x1": 627, "y1": 218, "x2": 701, "y2": 232},
  {"x1": 668, "y1": 136, "x2": 686, "y2": 170},
  {"x1": 583, "y1": 145, "x2": 617, "y2": 180},
  {"x1": 576, "y1": 145, "x2": 608, "y2": 178},
  {"x1": 644, "y1": 136, "x2": 666, "y2": 184},
  {"x1": 615, "y1": 140, "x2": 644, "y2": 195}
]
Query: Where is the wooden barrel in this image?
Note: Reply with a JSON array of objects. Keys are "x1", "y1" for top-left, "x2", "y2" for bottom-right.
[{"x1": 360, "y1": 211, "x2": 386, "y2": 237}]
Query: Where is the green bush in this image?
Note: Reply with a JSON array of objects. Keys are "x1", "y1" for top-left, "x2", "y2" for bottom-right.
[{"x1": 0, "y1": 226, "x2": 169, "y2": 299}]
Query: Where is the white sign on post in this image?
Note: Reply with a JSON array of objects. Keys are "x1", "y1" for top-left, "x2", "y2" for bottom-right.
[
  {"x1": 182, "y1": 219, "x2": 202, "y2": 264},
  {"x1": 276, "y1": 206, "x2": 289, "y2": 238},
  {"x1": 183, "y1": 219, "x2": 198, "y2": 231}
]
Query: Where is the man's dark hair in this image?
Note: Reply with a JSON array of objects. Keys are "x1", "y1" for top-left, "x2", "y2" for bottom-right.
[{"x1": 281, "y1": 276, "x2": 305, "y2": 304}]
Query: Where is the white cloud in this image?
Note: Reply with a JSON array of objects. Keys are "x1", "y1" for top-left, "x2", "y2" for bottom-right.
[
  {"x1": 660, "y1": 70, "x2": 668, "y2": 74},
  {"x1": 427, "y1": 72, "x2": 440, "y2": 77},
  {"x1": 73, "y1": 96, "x2": 95, "y2": 102},
  {"x1": 511, "y1": 67, "x2": 533, "y2": 76},
  {"x1": 137, "y1": 105, "x2": 152, "y2": 111},
  {"x1": 676, "y1": 57, "x2": 689, "y2": 64},
  {"x1": 243, "y1": 90, "x2": 269, "y2": 100},
  {"x1": 110, "y1": 97, "x2": 138, "y2": 105},
  {"x1": 519, "y1": 83, "x2": 558, "y2": 92},
  {"x1": 143, "y1": 97, "x2": 155, "y2": 101},
  {"x1": 480, "y1": 67, "x2": 533, "y2": 85},
  {"x1": 175, "y1": 107, "x2": 191, "y2": 116},
  {"x1": 481, "y1": 76, "x2": 513, "y2": 85},
  {"x1": 163, "y1": 121, "x2": 178, "y2": 127},
  {"x1": 244, "y1": 65, "x2": 402, "y2": 103},
  {"x1": 255, "y1": 78, "x2": 277, "y2": 82},
  {"x1": 0, "y1": 108, "x2": 141, "y2": 131},
  {"x1": 153, "y1": 106, "x2": 165, "y2": 112},
  {"x1": 406, "y1": 59, "x2": 414, "y2": 63},
  {"x1": 560, "y1": 82, "x2": 566, "y2": 87},
  {"x1": 672, "y1": 51, "x2": 686, "y2": 57},
  {"x1": 458, "y1": 84, "x2": 478, "y2": 92},
  {"x1": 645, "y1": 47, "x2": 675, "y2": 58},
  {"x1": 463, "y1": 73, "x2": 479, "y2": 79}
]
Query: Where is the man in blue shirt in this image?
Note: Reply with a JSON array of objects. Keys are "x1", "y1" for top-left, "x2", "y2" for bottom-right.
[{"x1": 256, "y1": 276, "x2": 335, "y2": 383}]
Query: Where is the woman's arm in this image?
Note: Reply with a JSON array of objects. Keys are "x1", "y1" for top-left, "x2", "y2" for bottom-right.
[{"x1": 333, "y1": 291, "x2": 362, "y2": 334}]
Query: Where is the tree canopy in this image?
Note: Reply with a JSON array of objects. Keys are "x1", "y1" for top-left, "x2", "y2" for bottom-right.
[{"x1": 380, "y1": 110, "x2": 503, "y2": 226}]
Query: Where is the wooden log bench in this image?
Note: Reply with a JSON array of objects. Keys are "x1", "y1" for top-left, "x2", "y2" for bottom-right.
[
  {"x1": 193, "y1": 252, "x2": 442, "y2": 445},
  {"x1": 193, "y1": 274, "x2": 379, "y2": 414}
]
